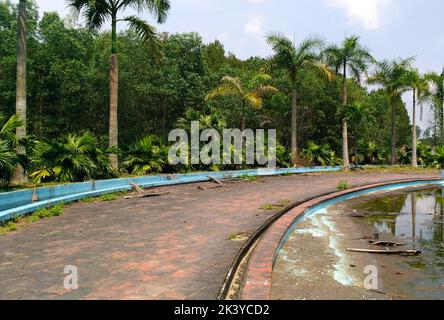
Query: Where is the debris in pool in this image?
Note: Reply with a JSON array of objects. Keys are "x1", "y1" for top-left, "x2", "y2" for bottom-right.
[
  {"x1": 346, "y1": 248, "x2": 421, "y2": 255},
  {"x1": 369, "y1": 241, "x2": 406, "y2": 247}
]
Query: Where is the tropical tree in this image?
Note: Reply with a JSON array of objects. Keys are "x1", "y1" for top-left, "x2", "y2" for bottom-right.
[
  {"x1": 266, "y1": 32, "x2": 333, "y2": 165},
  {"x1": 324, "y1": 35, "x2": 374, "y2": 169},
  {"x1": 206, "y1": 74, "x2": 278, "y2": 130},
  {"x1": 67, "y1": 0, "x2": 171, "y2": 169},
  {"x1": 425, "y1": 70, "x2": 444, "y2": 144},
  {"x1": 404, "y1": 69, "x2": 429, "y2": 167},
  {"x1": 368, "y1": 58, "x2": 414, "y2": 164},
  {"x1": 13, "y1": 0, "x2": 28, "y2": 184}
]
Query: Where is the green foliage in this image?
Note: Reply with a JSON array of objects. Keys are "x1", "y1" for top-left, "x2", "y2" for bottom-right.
[
  {"x1": 0, "y1": 114, "x2": 28, "y2": 185},
  {"x1": 30, "y1": 132, "x2": 117, "y2": 183},
  {"x1": 360, "y1": 141, "x2": 384, "y2": 165},
  {"x1": 303, "y1": 142, "x2": 342, "y2": 167},
  {"x1": 337, "y1": 180, "x2": 350, "y2": 190},
  {"x1": 240, "y1": 174, "x2": 258, "y2": 182},
  {"x1": 33, "y1": 204, "x2": 64, "y2": 219},
  {"x1": 433, "y1": 146, "x2": 444, "y2": 169},
  {"x1": 0, "y1": 0, "x2": 439, "y2": 181},
  {"x1": 123, "y1": 136, "x2": 168, "y2": 175},
  {"x1": 82, "y1": 191, "x2": 128, "y2": 203},
  {"x1": 0, "y1": 204, "x2": 64, "y2": 235}
]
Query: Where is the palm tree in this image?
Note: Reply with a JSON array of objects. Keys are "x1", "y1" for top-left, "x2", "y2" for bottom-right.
[
  {"x1": 425, "y1": 70, "x2": 444, "y2": 144},
  {"x1": 68, "y1": 0, "x2": 171, "y2": 169},
  {"x1": 404, "y1": 69, "x2": 429, "y2": 167},
  {"x1": 0, "y1": 115, "x2": 26, "y2": 185},
  {"x1": 324, "y1": 36, "x2": 374, "y2": 169},
  {"x1": 368, "y1": 58, "x2": 414, "y2": 164},
  {"x1": 266, "y1": 32, "x2": 332, "y2": 165},
  {"x1": 13, "y1": 0, "x2": 28, "y2": 184},
  {"x1": 206, "y1": 74, "x2": 278, "y2": 130}
]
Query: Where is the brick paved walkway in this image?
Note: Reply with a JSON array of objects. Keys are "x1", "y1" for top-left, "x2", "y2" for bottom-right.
[{"x1": 0, "y1": 172, "x2": 438, "y2": 300}]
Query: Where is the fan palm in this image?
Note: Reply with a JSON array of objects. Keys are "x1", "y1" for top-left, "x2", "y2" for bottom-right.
[
  {"x1": 367, "y1": 58, "x2": 414, "y2": 164},
  {"x1": 30, "y1": 131, "x2": 116, "y2": 183},
  {"x1": 266, "y1": 32, "x2": 333, "y2": 165},
  {"x1": 404, "y1": 69, "x2": 429, "y2": 167},
  {"x1": 206, "y1": 74, "x2": 278, "y2": 130},
  {"x1": 13, "y1": 0, "x2": 28, "y2": 184},
  {"x1": 0, "y1": 115, "x2": 25, "y2": 185},
  {"x1": 303, "y1": 141, "x2": 341, "y2": 167},
  {"x1": 324, "y1": 35, "x2": 374, "y2": 169},
  {"x1": 123, "y1": 135, "x2": 167, "y2": 175},
  {"x1": 67, "y1": 0, "x2": 171, "y2": 169}
]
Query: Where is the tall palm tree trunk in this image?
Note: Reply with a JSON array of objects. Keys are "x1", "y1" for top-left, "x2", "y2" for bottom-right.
[
  {"x1": 391, "y1": 99, "x2": 398, "y2": 165},
  {"x1": 441, "y1": 68, "x2": 444, "y2": 145},
  {"x1": 342, "y1": 68, "x2": 350, "y2": 169},
  {"x1": 412, "y1": 89, "x2": 418, "y2": 167},
  {"x1": 241, "y1": 100, "x2": 246, "y2": 131},
  {"x1": 291, "y1": 89, "x2": 298, "y2": 165},
  {"x1": 13, "y1": 0, "x2": 28, "y2": 184},
  {"x1": 109, "y1": 16, "x2": 119, "y2": 169}
]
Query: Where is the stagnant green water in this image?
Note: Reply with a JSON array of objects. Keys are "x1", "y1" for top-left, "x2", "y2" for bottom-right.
[{"x1": 351, "y1": 186, "x2": 444, "y2": 298}]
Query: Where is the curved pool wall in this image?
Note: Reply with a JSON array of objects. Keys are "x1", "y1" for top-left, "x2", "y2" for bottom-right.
[
  {"x1": 0, "y1": 166, "x2": 342, "y2": 222},
  {"x1": 273, "y1": 179, "x2": 444, "y2": 263}
]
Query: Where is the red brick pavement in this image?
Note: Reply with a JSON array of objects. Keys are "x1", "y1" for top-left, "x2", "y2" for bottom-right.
[{"x1": 0, "y1": 172, "x2": 438, "y2": 300}]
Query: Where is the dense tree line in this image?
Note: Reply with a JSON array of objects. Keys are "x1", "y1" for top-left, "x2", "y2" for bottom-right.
[{"x1": 0, "y1": 0, "x2": 443, "y2": 186}]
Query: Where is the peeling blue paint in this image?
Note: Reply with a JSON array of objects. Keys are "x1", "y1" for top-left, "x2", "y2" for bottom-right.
[
  {"x1": 0, "y1": 166, "x2": 342, "y2": 222},
  {"x1": 274, "y1": 179, "x2": 444, "y2": 263}
]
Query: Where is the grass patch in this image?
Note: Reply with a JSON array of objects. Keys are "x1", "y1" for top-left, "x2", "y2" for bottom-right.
[
  {"x1": 81, "y1": 191, "x2": 128, "y2": 203},
  {"x1": 0, "y1": 204, "x2": 64, "y2": 235},
  {"x1": 260, "y1": 200, "x2": 291, "y2": 211},
  {"x1": 357, "y1": 166, "x2": 439, "y2": 175},
  {"x1": 279, "y1": 172, "x2": 293, "y2": 177},
  {"x1": 228, "y1": 232, "x2": 251, "y2": 241},
  {"x1": 239, "y1": 174, "x2": 259, "y2": 182},
  {"x1": 260, "y1": 204, "x2": 275, "y2": 211},
  {"x1": 337, "y1": 180, "x2": 350, "y2": 190}
]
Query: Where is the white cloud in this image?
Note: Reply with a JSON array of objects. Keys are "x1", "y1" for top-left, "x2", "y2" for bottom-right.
[
  {"x1": 244, "y1": 11, "x2": 266, "y2": 37},
  {"x1": 326, "y1": 0, "x2": 397, "y2": 30}
]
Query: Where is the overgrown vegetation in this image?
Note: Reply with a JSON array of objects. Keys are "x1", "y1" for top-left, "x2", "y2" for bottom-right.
[
  {"x1": 0, "y1": 204, "x2": 64, "y2": 235},
  {"x1": 337, "y1": 180, "x2": 350, "y2": 190},
  {"x1": 0, "y1": 1, "x2": 443, "y2": 188},
  {"x1": 81, "y1": 191, "x2": 128, "y2": 203}
]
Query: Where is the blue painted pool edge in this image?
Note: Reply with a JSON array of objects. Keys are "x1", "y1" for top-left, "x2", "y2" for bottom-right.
[
  {"x1": 0, "y1": 166, "x2": 342, "y2": 222},
  {"x1": 273, "y1": 179, "x2": 444, "y2": 264}
]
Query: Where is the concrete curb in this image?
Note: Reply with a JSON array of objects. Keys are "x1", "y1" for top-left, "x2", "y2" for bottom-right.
[
  {"x1": 237, "y1": 178, "x2": 443, "y2": 300},
  {"x1": 0, "y1": 166, "x2": 342, "y2": 222}
]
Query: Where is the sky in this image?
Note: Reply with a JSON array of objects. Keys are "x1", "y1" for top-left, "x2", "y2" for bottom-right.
[{"x1": 14, "y1": 0, "x2": 444, "y2": 131}]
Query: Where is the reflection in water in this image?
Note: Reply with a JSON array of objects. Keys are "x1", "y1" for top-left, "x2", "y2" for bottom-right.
[
  {"x1": 352, "y1": 187, "x2": 444, "y2": 286},
  {"x1": 354, "y1": 188, "x2": 444, "y2": 244}
]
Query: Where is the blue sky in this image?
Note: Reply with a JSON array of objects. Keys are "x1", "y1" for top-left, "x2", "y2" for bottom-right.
[{"x1": 19, "y1": 0, "x2": 444, "y2": 130}]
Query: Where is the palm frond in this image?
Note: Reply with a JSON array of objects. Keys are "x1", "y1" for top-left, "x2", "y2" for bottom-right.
[
  {"x1": 67, "y1": 0, "x2": 111, "y2": 31},
  {"x1": 124, "y1": 15, "x2": 162, "y2": 59}
]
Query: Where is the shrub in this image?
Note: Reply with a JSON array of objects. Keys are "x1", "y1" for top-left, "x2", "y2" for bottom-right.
[
  {"x1": 0, "y1": 115, "x2": 27, "y2": 186},
  {"x1": 337, "y1": 180, "x2": 350, "y2": 190},
  {"x1": 123, "y1": 135, "x2": 168, "y2": 175},
  {"x1": 30, "y1": 131, "x2": 117, "y2": 183},
  {"x1": 303, "y1": 142, "x2": 342, "y2": 167}
]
